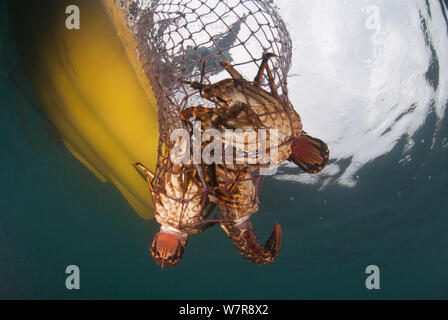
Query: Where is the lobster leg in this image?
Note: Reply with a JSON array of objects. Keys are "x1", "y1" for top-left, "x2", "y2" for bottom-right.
[
  {"x1": 185, "y1": 59, "x2": 243, "y2": 103},
  {"x1": 254, "y1": 53, "x2": 279, "y2": 98},
  {"x1": 134, "y1": 162, "x2": 155, "y2": 193},
  {"x1": 220, "y1": 60, "x2": 244, "y2": 80},
  {"x1": 265, "y1": 61, "x2": 279, "y2": 98}
]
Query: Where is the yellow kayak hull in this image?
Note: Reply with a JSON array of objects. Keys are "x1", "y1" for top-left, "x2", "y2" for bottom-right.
[{"x1": 10, "y1": 0, "x2": 159, "y2": 220}]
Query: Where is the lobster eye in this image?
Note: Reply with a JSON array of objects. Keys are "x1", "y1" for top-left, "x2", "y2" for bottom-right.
[{"x1": 150, "y1": 232, "x2": 185, "y2": 268}]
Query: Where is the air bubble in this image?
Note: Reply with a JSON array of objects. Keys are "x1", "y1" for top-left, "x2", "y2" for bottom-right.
[{"x1": 442, "y1": 138, "x2": 448, "y2": 149}]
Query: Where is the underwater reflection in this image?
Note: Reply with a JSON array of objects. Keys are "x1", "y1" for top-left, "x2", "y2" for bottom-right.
[{"x1": 275, "y1": 0, "x2": 448, "y2": 187}]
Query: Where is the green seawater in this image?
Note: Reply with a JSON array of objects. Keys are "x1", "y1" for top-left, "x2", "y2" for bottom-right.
[{"x1": 1, "y1": 1, "x2": 448, "y2": 299}]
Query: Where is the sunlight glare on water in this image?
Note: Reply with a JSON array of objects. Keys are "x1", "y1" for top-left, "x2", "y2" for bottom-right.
[{"x1": 274, "y1": 0, "x2": 448, "y2": 187}]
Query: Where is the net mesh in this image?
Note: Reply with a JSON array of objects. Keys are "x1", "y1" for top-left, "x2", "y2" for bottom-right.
[{"x1": 123, "y1": 0, "x2": 293, "y2": 226}]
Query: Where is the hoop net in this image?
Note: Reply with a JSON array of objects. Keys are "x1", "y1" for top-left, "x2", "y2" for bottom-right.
[{"x1": 124, "y1": 0, "x2": 293, "y2": 225}]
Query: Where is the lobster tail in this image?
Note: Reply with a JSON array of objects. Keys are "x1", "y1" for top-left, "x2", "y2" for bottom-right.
[{"x1": 222, "y1": 221, "x2": 282, "y2": 265}]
